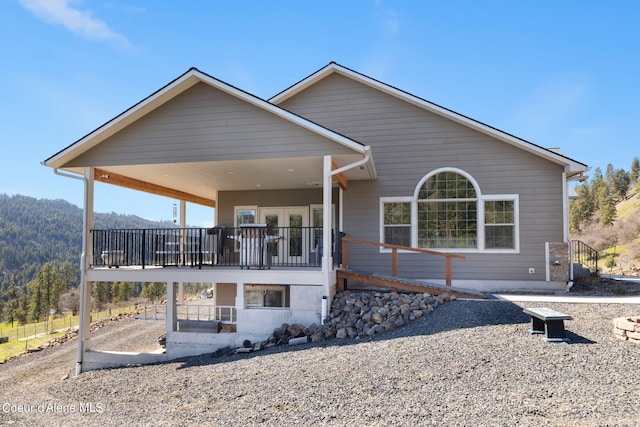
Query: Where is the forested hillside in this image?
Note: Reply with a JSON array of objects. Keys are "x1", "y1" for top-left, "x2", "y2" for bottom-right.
[
  {"x1": 570, "y1": 156, "x2": 640, "y2": 272},
  {"x1": 0, "y1": 194, "x2": 174, "y2": 293}
]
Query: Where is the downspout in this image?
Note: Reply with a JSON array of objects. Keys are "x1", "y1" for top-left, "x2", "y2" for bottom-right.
[
  {"x1": 53, "y1": 168, "x2": 90, "y2": 375},
  {"x1": 321, "y1": 147, "x2": 373, "y2": 321}
]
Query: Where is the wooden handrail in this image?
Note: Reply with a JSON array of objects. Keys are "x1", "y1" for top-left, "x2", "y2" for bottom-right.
[{"x1": 340, "y1": 236, "x2": 466, "y2": 287}]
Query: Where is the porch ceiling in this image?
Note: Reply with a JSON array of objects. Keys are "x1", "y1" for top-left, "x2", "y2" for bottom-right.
[{"x1": 82, "y1": 154, "x2": 370, "y2": 207}]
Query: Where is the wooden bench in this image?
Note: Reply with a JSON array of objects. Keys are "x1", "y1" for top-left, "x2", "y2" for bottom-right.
[{"x1": 523, "y1": 307, "x2": 572, "y2": 342}]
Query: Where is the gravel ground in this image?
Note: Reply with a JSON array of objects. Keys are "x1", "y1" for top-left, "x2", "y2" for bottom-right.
[{"x1": 1, "y1": 283, "x2": 639, "y2": 426}]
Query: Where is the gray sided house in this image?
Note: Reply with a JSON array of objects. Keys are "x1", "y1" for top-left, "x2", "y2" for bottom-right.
[{"x1": 43, "y1": 63, "x2": 587, "y2": 372}]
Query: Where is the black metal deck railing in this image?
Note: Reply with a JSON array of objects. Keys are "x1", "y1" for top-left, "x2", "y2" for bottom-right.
[
  {"x1": 572, "y1": 240, "x2": 599, "y2": 274},
  {"x1": 92, "y1": 226, "x2": 332, "y2": 269}
]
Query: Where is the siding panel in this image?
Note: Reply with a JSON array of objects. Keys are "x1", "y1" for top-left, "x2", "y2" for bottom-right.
[
  {"x1": 281, "y1": 74, "x2": 565, "y2": 282},
  {"x1": 67, "y1": 83, "x2": 355, "y2": 167}
]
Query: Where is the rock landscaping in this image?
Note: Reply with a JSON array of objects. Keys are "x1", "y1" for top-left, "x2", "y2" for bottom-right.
[{"x1": 227, "y1": 290, "x2": 455, "y2": 355}]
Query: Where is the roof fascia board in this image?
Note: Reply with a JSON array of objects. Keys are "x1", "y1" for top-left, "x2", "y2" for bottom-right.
[
  {"x1": 269, "y1": 62, "x2": 339, "y2": 104},
  {"x1": 271, "y1": 63, "x2": 587, "y2": 173},
  {"x1": 45, "y1": 67, "x2": 366, "y2": 169}
]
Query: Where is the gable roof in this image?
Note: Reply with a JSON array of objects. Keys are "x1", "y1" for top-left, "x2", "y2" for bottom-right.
[
  {"x1": 43, "y1": 67, "x2": 370, "y2": 170},
  {"x1": 270, "y1": 62, "x2": 588, "y2": 178}
]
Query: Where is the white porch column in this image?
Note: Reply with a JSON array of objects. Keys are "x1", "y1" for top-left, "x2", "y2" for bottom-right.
[
  {"x1": 322, "y1": 156, "x2": 333, "y2": 322},
  {"x1": 323, "y1": 156, "x2": 334, "y2": 272},
  {"x1": 76, "y1": 167, "x2": 94, "y2": 375},
  {"x1": 166, "y1": 282, "x2": 177, "y2": 332}
]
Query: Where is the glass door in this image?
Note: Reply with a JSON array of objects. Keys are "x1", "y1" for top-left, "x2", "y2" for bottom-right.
[{"x1": 260, "y1": 207, "x2": 309, "y2": 265}]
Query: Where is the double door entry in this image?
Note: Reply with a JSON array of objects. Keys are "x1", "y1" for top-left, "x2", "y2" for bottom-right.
[{"x1": 259, "y1": 207, "x2": 309, "y2": 266}]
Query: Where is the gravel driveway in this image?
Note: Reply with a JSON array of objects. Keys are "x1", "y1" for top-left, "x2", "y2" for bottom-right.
[{"x1": 1, "y1": 295, "x2": 639, "y2": 426}]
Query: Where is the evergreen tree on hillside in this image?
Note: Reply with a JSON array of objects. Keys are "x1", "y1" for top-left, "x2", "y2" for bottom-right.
[
  {"x1": 27, "y1": 276, "x2": 45, "y2": 322},
  {"x1": 604, "y1": 163, "x2": 615, "y2": 189},
  {"x1": 631, "y1": 156, "x2": 640, "y2": 185},
  {"x1": 2, "y1": 282, "x2": 21, "y2": 326},
  {"x1": 570, "y1": 184, "x2": 596, "y2": 232},
  {"x1": 611, "y1": 168, "x2": 631, "y2": 202},
  {"x1": 93, "y1": 282, "x2": 112, "y2": 311},
  {"x1": 114, "y1": 281, "x2": 134, "y2": 303},
  {"x1": 27, "y1": 262, "x2": 65, "y2": 321},
  {"x1": 17, "y1": 293, "x2": 29, "y2": 325},
  {"x1": 141, "y1": 282, "x2": 166, "y2": 302}
]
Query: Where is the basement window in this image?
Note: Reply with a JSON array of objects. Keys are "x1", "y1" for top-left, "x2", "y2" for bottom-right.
[{"x1": 245, "y1": 284, "x2": 290, "y2": 308}]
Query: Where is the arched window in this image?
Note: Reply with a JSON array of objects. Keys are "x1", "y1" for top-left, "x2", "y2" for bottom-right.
[{"x1": 416, "y1": 170, "x2": 478, "y2": 249}]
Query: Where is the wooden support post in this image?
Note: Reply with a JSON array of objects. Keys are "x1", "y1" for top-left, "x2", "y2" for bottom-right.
[
  {"x1": 445, "y1": 256, "x2": 452, "y2": 286},
  {"x1": 341, "y1": 238, "x2": 349, "y2": 269},
  {"x1": 392, "y1": 248, "x2": 398, "y2": 277}
]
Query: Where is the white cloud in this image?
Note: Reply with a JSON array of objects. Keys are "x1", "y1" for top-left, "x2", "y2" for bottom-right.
[
  {"x1": 382, "y1": 8, "x2": 401, "y2": 34},
  {"x1": 19, "y1": 0, "x2": 133, "y2": 50}
]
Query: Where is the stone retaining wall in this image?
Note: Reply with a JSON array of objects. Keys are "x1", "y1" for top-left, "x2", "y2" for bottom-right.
[{"x1": 613, "y1": 317, "x2": 640, "y2": 343}]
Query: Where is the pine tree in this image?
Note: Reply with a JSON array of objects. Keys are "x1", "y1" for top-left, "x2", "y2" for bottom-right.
[
  {"x1": 93, "y1": 282, "x2": 112, "y2": 310},
  {"x1": 569, "y1": 183, "x2": 596, "y2": 232},
  {"x1": 141, "y1": 282, "x2": 166, "y2": 302},
  {"x1": 59, "y1": 261, "x2": 77, "y2": 290},
  {"x1": 27, "y1": 277, "x2": 45, "y2": 322},
  {"x1": 115, "y1": 282, "x2": 134, "y2": 302},
  {"x1": 600, "y1": 193, "x2": 617, "y2": 226},
  {"x1": 611, "y1": 168, "x2": 631, "y2": 202},
  {"x1": 16, "y1": 293, "x2": 29, "y2": 325},
  {"x1": 631, "y1": 156, "x2": 640, "y2": 185},
  {"x1": 605, "y1": 163, "x2": 615, "y2": 189},
  {"x1": 27, "y1": 263, "x2": 63, "y2": 324},
  {"x1": 2, "y1": 282, "x2": 21, "y2": 326}
]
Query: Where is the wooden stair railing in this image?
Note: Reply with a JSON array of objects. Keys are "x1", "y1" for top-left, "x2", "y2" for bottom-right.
[
  {"x1": 340, "y1": 236, "x2": 466, "y2": 287},
  {"x1": 335, "y1": 269, "x2": 486, "y2": 299}
]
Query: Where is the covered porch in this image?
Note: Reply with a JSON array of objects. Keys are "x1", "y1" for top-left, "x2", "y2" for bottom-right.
[{"x1": 42, "y1": 68, "x2": 376, "y2": 373}]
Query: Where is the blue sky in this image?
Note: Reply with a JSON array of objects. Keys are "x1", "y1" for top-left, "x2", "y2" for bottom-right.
[{"x1": 1, "y1": 1, "x2": 638, "y2": 226}]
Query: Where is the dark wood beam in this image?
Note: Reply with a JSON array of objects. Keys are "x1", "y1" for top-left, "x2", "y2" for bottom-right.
[{"x1": 332, "y1": 160, "x2": 348, "y2": 190}]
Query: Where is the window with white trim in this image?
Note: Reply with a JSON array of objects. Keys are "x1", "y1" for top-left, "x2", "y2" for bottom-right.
[
  {"x1": 484, "y1": 199, "x2": 516, "y2": 249},
  {"x1": 235, "y1": 206, "x2": 256, "y2": 226},
  {"x1": 381, "y1": 198, "x2": 411, "y2": 247}
]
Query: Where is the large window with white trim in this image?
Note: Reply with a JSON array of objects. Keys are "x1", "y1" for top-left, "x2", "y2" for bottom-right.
[{"x1": 380, "y1": 168, "x2": 519, "y2": 252}]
